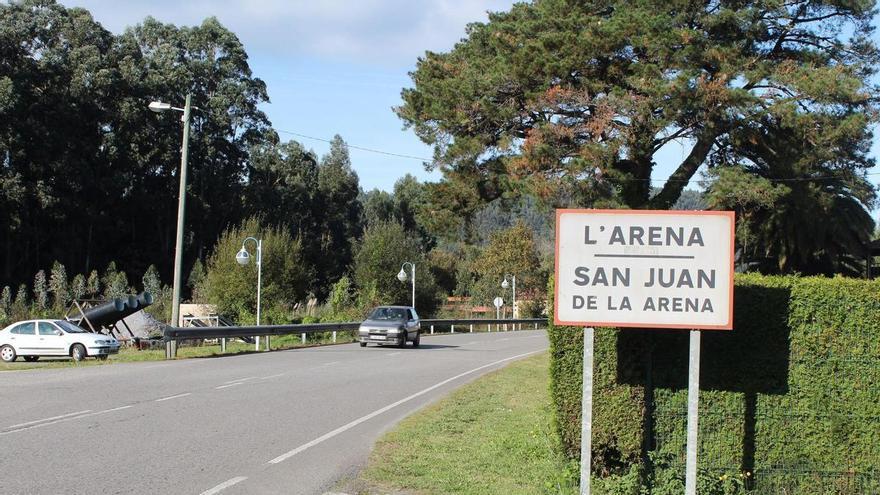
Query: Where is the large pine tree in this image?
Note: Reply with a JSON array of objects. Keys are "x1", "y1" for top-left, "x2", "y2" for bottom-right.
[{"x1": 397, "y1": 0, "x2": 878, "y2": 220}]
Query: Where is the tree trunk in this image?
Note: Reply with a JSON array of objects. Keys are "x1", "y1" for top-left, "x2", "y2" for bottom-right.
[{"x1": 649, "y1": 126, "x2": 720, "y2": 209}]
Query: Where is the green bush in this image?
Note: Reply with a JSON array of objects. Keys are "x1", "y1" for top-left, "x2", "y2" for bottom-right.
[
  {"x1": 549, "y1": 274, "x2": 880, "y2": 493},
  {"x1": 198, "y1": 217, "x2": 313, "y2": 324},
  {"x1": 352, "y1": 220, "x2": 441, "y2": 315}
]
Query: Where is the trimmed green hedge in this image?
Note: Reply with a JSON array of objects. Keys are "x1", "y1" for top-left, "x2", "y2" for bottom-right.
[{"x1": 548, "y1": 274, "x2": 880, "y2": 493}]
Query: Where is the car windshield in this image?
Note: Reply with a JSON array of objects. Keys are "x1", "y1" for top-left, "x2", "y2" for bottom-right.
[
  {"x1": 369, "y1": 307, "x2": 407, "y2": 321},
  {"x1": 56, "y1": 320, "x2": 88, "y2": 334}
]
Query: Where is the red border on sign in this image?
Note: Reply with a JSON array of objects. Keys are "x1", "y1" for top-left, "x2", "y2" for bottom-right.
[{"x1": 553, "y1": 209, "x2": 735, "y2": 330}]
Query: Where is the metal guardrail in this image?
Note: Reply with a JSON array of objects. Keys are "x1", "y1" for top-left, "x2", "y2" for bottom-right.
[
  {"x1": 165, "y1": 322, "x2": 361, "y2": 340},
  {"x1": 162, "y1": 318, "x2": 546, "y2": 358},
  {"x1": 422, "y1": 318, "x2": 544, "y2": 326}
]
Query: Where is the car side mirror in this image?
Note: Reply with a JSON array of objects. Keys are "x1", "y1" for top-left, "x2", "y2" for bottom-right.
[{"x1": 54, "y1": 329, "x2": 63, "y2": 336}]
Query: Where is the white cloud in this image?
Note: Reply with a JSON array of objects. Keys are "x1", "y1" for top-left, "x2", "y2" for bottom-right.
[{"x1": 64, "y1": 0, "x2": 515, "y2": 66}]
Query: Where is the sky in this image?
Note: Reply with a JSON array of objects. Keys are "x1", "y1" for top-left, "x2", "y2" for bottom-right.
[
  {"x1": 62, "y1": 0, "x2": 879, "y2": 203},
  {"x1": 62, "y1": 0, "x2": 518, "y2": 193}
]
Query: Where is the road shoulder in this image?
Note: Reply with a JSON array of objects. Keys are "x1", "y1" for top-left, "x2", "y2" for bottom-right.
[{"x1": 339, "y1": 352, "x2": 576, "y2": 495}]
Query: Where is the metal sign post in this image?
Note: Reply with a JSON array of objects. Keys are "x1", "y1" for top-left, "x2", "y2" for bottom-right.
[
  {"x1": 685, "y1": 329, "x2": 702, "y2": 495},
  {"x1": 581, "y1": 327, "x2": 595, "y2": 495},
  {"x1": 493, "y1": 297, "x2": 504, "y2": 319}
]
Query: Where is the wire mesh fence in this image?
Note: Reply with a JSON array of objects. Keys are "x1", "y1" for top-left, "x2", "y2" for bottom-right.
[{"x1": 650, "y1": 356, "x2": 880, "y2": 494}]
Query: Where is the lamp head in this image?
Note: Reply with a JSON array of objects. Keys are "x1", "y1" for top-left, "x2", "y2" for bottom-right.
[
  {"x1": 235, "y1": 248, "x2": 250, "y2": 265},
  {"x1": 501, "y1": 278, "x2": 509, "y2": 289},
  {"x1": 148, "y1": 101, "x2": 172, "y2": 113},
  {"x1": 397, "y1": 268, "x2": 408, "y2": 282}
]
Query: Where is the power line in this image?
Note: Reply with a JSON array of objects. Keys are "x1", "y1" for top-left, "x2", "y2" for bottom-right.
[
  {"x1": 273, "y1": 128, "x2": 880, "y2": 185},
  {"x1": 641, "y1": 172, "x2": 880, "y2": 184},
  {"x1": 275, "y1": 129, "x2": 433, "y2": 162}
]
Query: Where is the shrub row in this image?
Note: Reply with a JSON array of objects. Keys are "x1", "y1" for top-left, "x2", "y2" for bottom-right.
[{"x1": 548, "y1": 274, "x2": 880, "y2": 493}]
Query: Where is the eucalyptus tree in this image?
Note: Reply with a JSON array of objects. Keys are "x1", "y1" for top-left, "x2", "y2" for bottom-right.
[
  {"x1": 113, "y1": 15, "x2": 274, "y2": 276},
  {"x1": 0, "y1": 2, "x2": 276, "y2": 289},
  {"x1": 315, "y1": 135, "x2": 363, "y2": 295},
  {"x1": 0, "y1": 0, "x2": 119, "y2": 281}
]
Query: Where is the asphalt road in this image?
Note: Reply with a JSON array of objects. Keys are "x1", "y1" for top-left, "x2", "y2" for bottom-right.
[{"x1": 0, "y1": 329, "x2": 548, "y2": 495}]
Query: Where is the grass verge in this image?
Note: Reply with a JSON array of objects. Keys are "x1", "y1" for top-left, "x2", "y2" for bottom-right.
[{"x1": 352, "y1": 352, "x2": 577, "y2": 495}]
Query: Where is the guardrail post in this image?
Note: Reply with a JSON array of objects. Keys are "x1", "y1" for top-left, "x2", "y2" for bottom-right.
[
  {"x1": 431, "y1": 325, "x2": 434, "y2": 334},
  {"x1": 165, "y1": 339, "x2": 177, "y2": 359},
  {"x1": 301, "y1": 333, "x2": 306, "y2": 344},
  {"x1": 470, "y1": 324, "x2": 473, "y2": 333},
  {"x1": 451, "y1": 324, "x2": 455, "y2": 334},
  {"x1": 332, "y1": 331, "x2": 337, "y2": 343},
  {"x1": 488, "y1": 324, "x2": 491, "y2": 332},
  {"x1": 221, "y1": 338, "x2": 227, "y2": 353},
  {"x1": 535, "y1": 322, "x2": 538, "y2": 330}
]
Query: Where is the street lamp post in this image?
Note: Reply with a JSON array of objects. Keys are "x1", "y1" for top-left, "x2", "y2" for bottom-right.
[
  {"x1": 397, "y1": 262, "x2": 416, "y2": 309},
  {"x1": 502, "y1": 274, "x2": 516, "y2": 319},
  {"x1": 236, "y1": 237, "x2": 263, "y2": 351},
  {"x1": 150, "y1": 94, "x2": 193, "y2": 360}
]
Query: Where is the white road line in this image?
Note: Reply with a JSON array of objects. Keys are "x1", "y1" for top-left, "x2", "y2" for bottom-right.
[
  {"x1": 155, "y1": 393, "x2": 191, "y2": 402},
  {"x1": 0, "y1": 405, "x2": 132, "y2": 436},
  {"x1": 215, "y1": 383, "x2": 243, "y2": 390},
  {"x1": 6, "y1": 410, "x2": 92, "y2": 429},
  {"x1": 260, "y1": 373, "x2": 285, "y2": 380},
  {"x1": 200, "y1": 476, "x2": 247, "y2": 495},
  {"x1": 267, "y1": 349, "x2": 544, "y2": 465},
  {"x1": 102, "y1": 405, "x2": 133, "y2": 413},
  {"x1": 224, "y1": 377, "x2": 257, "y2": 384},
  {"x1": 386, "y1": 352, "x2": 401, "y2": 357},
  {"x1": 467, "y1": 341, "x2": 478, "y2": 345},
  {"x1": 322, "y1": 361, "x2": 340, "y2": 366}
]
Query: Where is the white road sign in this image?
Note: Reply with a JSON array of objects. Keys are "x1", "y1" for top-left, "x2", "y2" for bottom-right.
[
  {"x1": 554, "y1": 209, "x2": 734, "y2": 330},
  {"x1": 493, "y1": 297, "x2": 504, "y2": 308}
]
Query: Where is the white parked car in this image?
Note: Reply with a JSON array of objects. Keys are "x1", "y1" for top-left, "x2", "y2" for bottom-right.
[{"x1": 0, "y1": 319, "x2": 120, "y2": 362}]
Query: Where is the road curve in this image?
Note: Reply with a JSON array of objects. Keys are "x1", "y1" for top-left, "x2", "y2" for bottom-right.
[{"x1": 0, "y1": 329, "x2": 548, "y2": 495}]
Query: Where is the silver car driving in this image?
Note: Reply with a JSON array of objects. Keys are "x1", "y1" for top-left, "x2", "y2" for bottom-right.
[{"x1": 358, "y1": 306, "x2": 421, "y2": 348}]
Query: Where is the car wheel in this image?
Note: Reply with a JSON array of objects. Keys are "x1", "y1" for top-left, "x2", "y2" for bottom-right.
[
  {"x1": 71, "y1": 344, "x2": 87, "y2": 362},
  {"x1": 359, "y1": 342, "x2": 367, "y2": 347},
  {"x1": 398, "y1": 333, "x2": 407, "y2": 348},
  {"x1": 23, "y1": 356, "x2": 39, "y2": 362},
  {"x1": 0, "y1": 345, "x2": 16, "y2": 363},
  {"x1": 412, "y1": 331, "x2": 420, "y2": 348}
]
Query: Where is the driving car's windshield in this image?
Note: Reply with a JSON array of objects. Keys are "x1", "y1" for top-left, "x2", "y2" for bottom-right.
[
  {"x1": 369, "y1": 307, "x2": 406, "y2": 320},
  {"x1": 56, "y1": 320, "x2": 88, "y2": 333}
]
